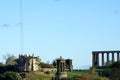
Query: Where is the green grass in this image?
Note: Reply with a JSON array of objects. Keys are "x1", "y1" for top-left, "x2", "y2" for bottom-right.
[
  {"x1": 23, "y1": 70, "x2": 89, "y2": 80},
  {"x1": 67, "y1": 70, "x2": 88, "y2": 77},
  {"x1": 23, "y1": 71, "x2": 54, "y2": 80}
]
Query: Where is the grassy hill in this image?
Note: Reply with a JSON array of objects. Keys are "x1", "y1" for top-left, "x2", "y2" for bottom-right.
[
  {"x1": 23, "y1": 71, "x2": 54, "y2": 80},
  {"x1": 67, "y1": 70, "x2": 88, "y2": 77},
  {"x1": 23, "y1": 70, "x2": 88, "y2": 80}
]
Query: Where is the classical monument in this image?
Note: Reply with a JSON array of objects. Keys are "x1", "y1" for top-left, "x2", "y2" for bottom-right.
[
  {"x1": 16, "y1": 54, "x2": 40, "y2": 72},
  {"x1": 53, "y1": 56, "x2": 67, "y2": 80},
  {"x1": 92, "y1": 51, "x2": 120, "y2": 67}
]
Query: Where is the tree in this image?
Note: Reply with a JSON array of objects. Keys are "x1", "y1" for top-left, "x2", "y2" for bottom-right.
[
  {"x1": 3, "y1": 53, "x2": 12, "y2": 61},
  {"x1": 52, "y1": 60, "x2": 57, "y2": 67},
  {"x1": 40, "y1": 62, "x2": 54, "y2": 68},
  {"x1": 0, "y1": 62, "x2": 5, "y2": 67},
  {"x1": 110, "y1": 61, "x2": 120, "y2": 80},
  {"x1": 0, "y1": 71, "x2": 22, "y2": 80},
  {"x1": 4, "y1": 54, "x2": 17, "y2": 65}
]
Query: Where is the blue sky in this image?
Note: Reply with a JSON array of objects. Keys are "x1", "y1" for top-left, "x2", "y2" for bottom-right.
[{"x1": 0, "y1": 0, "x2": 120, "y2": 69}]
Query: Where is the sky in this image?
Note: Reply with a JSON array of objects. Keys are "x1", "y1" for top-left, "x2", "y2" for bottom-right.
[{"x1": 0, "y1": 0, "x2": 120, "y2": 69}]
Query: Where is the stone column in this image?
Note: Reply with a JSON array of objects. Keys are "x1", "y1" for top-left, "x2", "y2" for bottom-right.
[
  {"x1": 62, "y1": 63, "x2": 64, "y2": 72},
  {"x1": 112, "y1": 53, "x2": 114, "y2": 63},
  {"x1": 117, "y1": 53, "x2": 119, "y2": 61},
  {"x1": 107, "y1": 53, "x2": 109, "y2": 63},
  {"x1": 92, "y1": 52, "x2": 99, "y2": 67},
  {"x1": 97, "y1": 53, "x2": 99, "y2": 67},
  {"x1": 92, "y1": 53, "x2": 95, "y2": 67},
  {"x1": 102, "y1": 53, "x2": 104, "y2": 66}
]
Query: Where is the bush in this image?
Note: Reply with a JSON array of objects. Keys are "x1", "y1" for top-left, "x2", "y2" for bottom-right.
[
  {"x1": 44, "y1": 71, "x2": 50, "y2": 74},
  {"x1": 60, "y1": 78, "x2": 69, "y2": 80},
  {"x1": 0, "y1": 71, "x2": 21, "y2": 80},
  {"x1": 110, "y1": 61, "x2": 120, "y2": 80},
  {"x1": 70, "y1": 68, "x2": 108, "y2": 80}
]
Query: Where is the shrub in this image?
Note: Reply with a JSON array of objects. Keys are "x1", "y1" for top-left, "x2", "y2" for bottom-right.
[
  {"x1": 0, "y1": 71, "x2": 22, "y2": 80},
  {"x1": 44, "y1": 71, "x2": 50, "y2": 74}
]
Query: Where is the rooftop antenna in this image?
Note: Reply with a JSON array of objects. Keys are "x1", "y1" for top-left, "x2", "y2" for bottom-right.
[{"x1": 20, "y1": 0, "x2": 24, "y2": 54}]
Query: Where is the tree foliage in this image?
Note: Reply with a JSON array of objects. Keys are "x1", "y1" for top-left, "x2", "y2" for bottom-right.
[
  {"x1": 0, "y1": 71, "x2": 21, "y2": 80},
  {"x1": 110, "y1": 61, "x2": 120, "y2": 80},
  {"x1": 40, "y1": 62, "x2": 54, "y2": 68},
  {"x1": 111, "y1": 61, "x2": 120, "y2": 68},
  {"x1": 0, "y1": 62, "x2": 5, "y2": 67},
  {"x1": 52, "y1": 60, "x2": 57, "y2": 67},
  {"x1": 6, "y1": 55, "x2": 16, "y2": 65}
]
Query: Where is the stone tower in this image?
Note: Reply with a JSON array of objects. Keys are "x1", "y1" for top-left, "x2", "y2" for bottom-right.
[{"x1": 55, "y1": 56, "x2": 67, "y2": 80}]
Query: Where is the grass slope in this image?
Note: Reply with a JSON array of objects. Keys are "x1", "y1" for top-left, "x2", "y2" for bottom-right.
[
  {"x1": 23, "y1": 70, "x2": 88, "y2": 80},
  {"x1": 24, "y1": 71, "x2": 54, "y2": 80},
  {"x1": 67, "y1": 70, "x2": 88, "y2": 77}
]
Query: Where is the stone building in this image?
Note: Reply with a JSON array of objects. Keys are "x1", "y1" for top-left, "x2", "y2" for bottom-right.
[
  {"x1": 92, "y1": 51, "x2": 120, "y2": 68},
  {"x1": 16, "y1": 54, "x2": 40, "y2": 72},
  {"x1": 65, "y1": 59, "x2": 73, "y2": 71}
]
